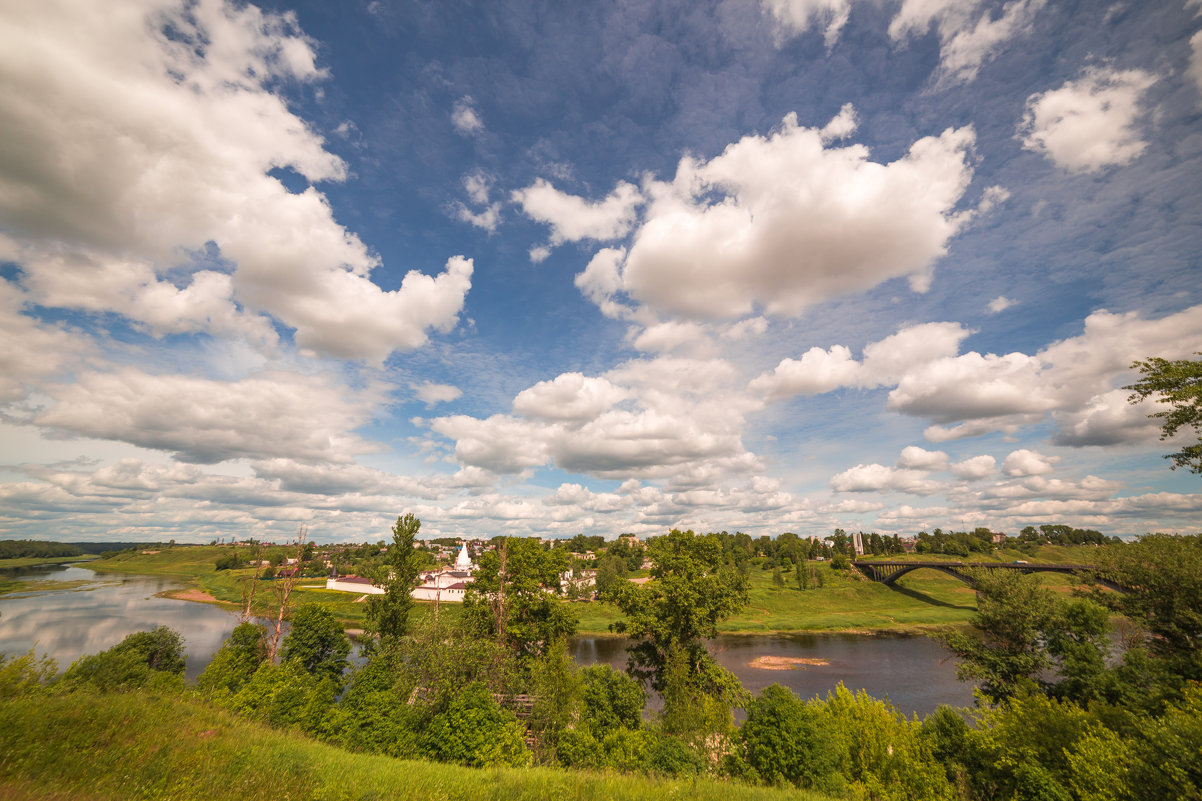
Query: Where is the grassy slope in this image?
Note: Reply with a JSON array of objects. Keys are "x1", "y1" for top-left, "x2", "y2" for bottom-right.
[
  {"x1": 86, "y1": 545, "x2": 1101, "y2": 635},
  {"x1": 0, "y1": 691, "x2": 828, "y2": 801}
]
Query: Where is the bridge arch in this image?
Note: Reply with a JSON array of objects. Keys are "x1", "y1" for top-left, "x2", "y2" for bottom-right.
[{"x1": 851, "y1": 561, "x2": 1130, "y2": 593}]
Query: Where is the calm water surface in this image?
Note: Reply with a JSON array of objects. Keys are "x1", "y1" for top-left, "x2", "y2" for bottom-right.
[
  {"x1": 573, "y1": 633, "x2": 975, "y2": 718},
  {"x1": 0, "y1": 563, "x2": 240, "y2": 680},
  {"x1": 2, "y1": 563, "x2": 976, "y2": 714}
]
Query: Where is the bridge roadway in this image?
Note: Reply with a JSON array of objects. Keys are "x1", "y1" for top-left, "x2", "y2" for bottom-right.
[{"x1": 850, "y1": 559, "x2": 1130, "y2": 593}]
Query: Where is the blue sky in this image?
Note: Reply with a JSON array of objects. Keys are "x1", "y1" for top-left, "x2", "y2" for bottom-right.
[{"x1": 1, "y1": 0, "x2": 1200, "y2": 543}]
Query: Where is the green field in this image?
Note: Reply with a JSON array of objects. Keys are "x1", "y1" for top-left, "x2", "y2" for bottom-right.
[
  {"x1": 84, "y1": 544, "x2": 1103, "y2": 635},
  {"x1": 0, "y1": 690, "x2": 828, "y2": 801}
]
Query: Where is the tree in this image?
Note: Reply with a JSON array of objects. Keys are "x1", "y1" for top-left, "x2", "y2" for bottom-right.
[
  {"x1": 526, "y1": 642, "x2": 583, "y2": 764},
  {"x1": 463, "y1": 536, "x2": 577, "y2": 662},
  {"x1": 198, "y1": 622, "x2": 267, "y2": 696},
  {"x1": 608, "y1": 529, "x2": 748, "y2": 694},
  {"x1": 580, "y1": 663, "x2": 645, "y2": 731},
  {"x1": 280, "y1": 603, "x2": 351, "y2": 681},
  {"x1": 1126, "y1": 353, "x2": 1202, "y2": 473},
  {"x1": 740, "y1": 684, "x2": 840, "y2": 790},
  {"x1": 364, "y1": 513, "x2": 423, "y2": 642},
  {"x1": 335, "y1": 646, "x2": 422, "y2": 758},
  {"x1": 60, "y1": 626, "x2": 186, "y2": 692},
  {"x1": 266, "y1": 528, "x2": 308, "y2": 661},
  {"x1": 1090, "y1": 533, "x2": 1202, "y2": 685},
  {"x1": 594, "y1": 553, "x2": 623, "y2": 597},
  {"x1": 942, "y1": 570, "x2": 1116, "y2": 705},
  {"x1": 111, "y1": 626, "x2": 187, "y2": 674},
  {"x1": 940, "y1": 571, "x2": 1061, "y2": 703}
]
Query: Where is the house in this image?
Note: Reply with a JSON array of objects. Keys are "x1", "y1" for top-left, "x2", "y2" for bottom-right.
[{"x1": 560, "y1": 568, "x2": 597, "y2": 597}]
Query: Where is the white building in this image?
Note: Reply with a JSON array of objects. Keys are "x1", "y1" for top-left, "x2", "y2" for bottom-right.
[
  {"x1": 326, "y1": 542, "x2": 477, "y2": 602},
  {"x1": 411, "y1": 542, "x2": 475, "y2": 603}
]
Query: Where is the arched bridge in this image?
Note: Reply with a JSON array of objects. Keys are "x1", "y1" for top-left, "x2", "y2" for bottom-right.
[{"x1": 851, "y1": 560, "x2": 1130, "y2": 593}]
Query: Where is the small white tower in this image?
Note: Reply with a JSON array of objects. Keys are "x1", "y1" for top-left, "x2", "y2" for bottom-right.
[{"x1": 454, "y1": 542, "x2": 472, "y2": 571}]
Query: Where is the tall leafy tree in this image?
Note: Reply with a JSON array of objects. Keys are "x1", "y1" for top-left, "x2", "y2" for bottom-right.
[
  {"x1": 463, "y1": 536, "x2": 577, "y2": 661},
  {"x1": 1091, "y1": 533, "x2": 1202, "y2": 684},
  {"x1": 365, "y1": 513, "x2": 424, "y2": 641},
  {"x1": 280, "y1": 603, "x2": 351, "y2": 681},
  {"x1": 420, "y1": 681, "x2": 531, "y2": 768},
  {"x1": 941, "y1": 570, "x2": 1114, "y2": 705},
  {"x1": 1126, "y1": 352, "x2": 1202, "y2": 473},
  {"x1": 941, "y1": 571, "x2": 1060, "y2": 702},
  {"x1": 608, "y1": 529, "x2": 748, "y2": 692}
]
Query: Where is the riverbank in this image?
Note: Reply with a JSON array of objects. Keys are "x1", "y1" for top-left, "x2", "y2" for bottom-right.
[
  {"x1": 85, "y1": 544, "x2": 1096, "y2": 635},
  {"x1": 0, "y1": 554, "x2": 97, "y2": 568}
]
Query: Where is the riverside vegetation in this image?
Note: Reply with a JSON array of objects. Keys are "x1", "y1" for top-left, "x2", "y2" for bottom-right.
[
  {"x1": 81, "y1": 524, "x2": 1108, "y2": 633},
  {"x1": 1, "y1": 523, "x2": 1200, "y2": 801}
]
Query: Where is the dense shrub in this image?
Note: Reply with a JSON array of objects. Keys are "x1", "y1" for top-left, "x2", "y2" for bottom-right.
[
  {"x1": 420, "y1": 681, "x2": 531, "y2": 768},
  {"x1": 60, "y1": 626, "x2": 186, "y2": 693},
  {"x1": 740, "y1": 684, "x2": 840, "y2": 791}
]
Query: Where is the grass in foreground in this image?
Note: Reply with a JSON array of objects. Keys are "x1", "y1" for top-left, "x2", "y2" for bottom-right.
[{"x1": 0, "y1": 691, "x2": 829, "y2": 801}]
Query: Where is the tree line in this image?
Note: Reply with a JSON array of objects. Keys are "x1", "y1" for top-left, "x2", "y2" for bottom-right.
[{"x1": 0, "y1": 540, "x2": 83, "y2": 560}]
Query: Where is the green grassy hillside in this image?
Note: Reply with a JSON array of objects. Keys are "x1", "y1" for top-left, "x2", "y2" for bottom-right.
[{"x1": 0, "y1": 690, "x2": 828, "y2": 801}]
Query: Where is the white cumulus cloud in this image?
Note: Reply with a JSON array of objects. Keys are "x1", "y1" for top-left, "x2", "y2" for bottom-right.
[
  {"x1": 36, "y1": 367, "x2": 379, "y2": 465},
  {"x1": 1019, "y1": 66, "x2": 1157, "y2": 173},
  {"x1": 1002, "y1": 448, "x2": 1058, "y2": 476},
  {"x1": 512, "y1": 373, "x2": 629, "y2": 422},
  {"x1": 590, "y1": 112, "x2": 977, "y2": 321},
  {"x1": 512, "y1": 180, "x2": 644, "y2": 245},
  {"x1": 950, "y1": 454, "x2": 996, "y2": 479},
  {"x1": 897, "y1": 446, "x2": 950, "y2": 471},
  {"x1": 890, "y1": 0, "x2": 1048, "y2": 84},
  {"x1": 0, "y1": 0, "x2": 471, "y2": 363},
  {"x1": 414, "y1": 382, "x2": 463, "y2": 407},
  {"x1": 761, "y1": 0, "x2": 852, "y2": 47},
  {"x1": 750, "y1": 321, "x2": 970, "y2": 401},
  {"x1": 830, "y1": 463, "x2": 942, "y2": 494},
  {"x1": 987, "y1": 295, "x2": 1015, "y2": 313},
  {"x1": 764, "y1": 0, "x2": 1045, "y2": 83}
]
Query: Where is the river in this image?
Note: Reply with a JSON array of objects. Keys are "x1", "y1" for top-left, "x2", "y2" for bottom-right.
[{"x1": 1, "y1": 563, "x2": 976, "y2": 714}]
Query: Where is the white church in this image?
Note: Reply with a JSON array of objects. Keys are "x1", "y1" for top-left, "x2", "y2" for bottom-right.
[{"x1": 325, "y1": 542, "x2": 476, "y2": 603}]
